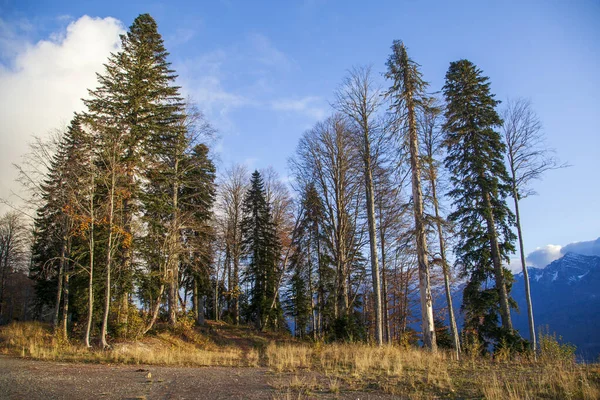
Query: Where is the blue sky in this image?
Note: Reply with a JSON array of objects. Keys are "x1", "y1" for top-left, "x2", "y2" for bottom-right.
[{"x1": 1, "y1": 0, "x2": 598, "y2": 268}]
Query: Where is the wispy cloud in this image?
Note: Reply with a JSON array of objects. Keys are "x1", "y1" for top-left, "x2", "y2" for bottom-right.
[
  {"x1": 176, "y1": 32, "x2": 316, "y2": 134},
  {"x1": 175, "y1": 49, "x2": 253, "y2": 134},
  {"x1": 271, "y1": 95, "x2": 326, "y2": 120},
  {"x1": 247, "y1": 32, "x2": 296, "y2": 73}
]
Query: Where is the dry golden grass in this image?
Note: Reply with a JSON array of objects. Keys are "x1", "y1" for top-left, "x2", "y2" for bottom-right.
[
  {"x1": 264, "y1": 341, "x2": 600, "y2": 399},
  {"x1": 1, "y1": 321, "x2": 599, "y2": 399},
  {"x1": 0, "y1": 321, "x2": 247, "y2": 367}
]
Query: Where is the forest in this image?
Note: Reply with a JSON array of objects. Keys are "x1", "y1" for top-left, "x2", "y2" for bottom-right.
[{"x1": 0, "y1": 12, "x2": 566, "y2": 359}]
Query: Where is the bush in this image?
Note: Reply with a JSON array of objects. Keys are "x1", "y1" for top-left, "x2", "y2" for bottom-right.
[
  {"x1": 328, "y1": 313, "x2": 365, "y2": 343},
  {"x1": 493, "y1": 327, "x2": 530, "y2": 360},
  {"x1": 434, "y1": 319, "x2": 454, "y2": 349},
  {"x1": 398, "y1": 327, "x2": 419, "y2": 349},
  {"x1": 538, "y1": 326, "x2": 576, "y2": 364}
]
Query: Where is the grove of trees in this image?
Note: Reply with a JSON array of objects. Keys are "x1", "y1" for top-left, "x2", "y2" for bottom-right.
[{"x1": 0, "y1": 13, "x2": 563, "y2": 356}]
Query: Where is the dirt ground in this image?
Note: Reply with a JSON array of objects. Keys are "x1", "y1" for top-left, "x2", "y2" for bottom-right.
[{"x1": 0, "y1": 356, "x2": 396, "y2": 399}]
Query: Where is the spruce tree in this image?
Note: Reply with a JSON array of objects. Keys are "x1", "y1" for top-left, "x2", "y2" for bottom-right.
[
  {"x1": 285, "y1": 183, "x2": 326, "y2": 338},
  {"x1": 83, "y1": 14, "x2": 185, "y2": 338},
  {"x1": 241, "y1": 171, "x2": 281, "y2": 330},
  {"x1": 30, "y1": 117, "x2": 92, "y2": 337},
  {"x1": 286, "y1": 248, "x2": 311, "y2": 337},
  {"x1": 442, "y1": 60, "x2": 517, "y2": 346},
  {"x1": 180, "y1": 143, "x2": 216, "y2": 326}
]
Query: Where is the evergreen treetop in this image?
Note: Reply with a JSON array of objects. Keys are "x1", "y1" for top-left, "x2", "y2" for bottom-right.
[{"x1": 442, "y1": 59, "x2": 517, "y2": 346}]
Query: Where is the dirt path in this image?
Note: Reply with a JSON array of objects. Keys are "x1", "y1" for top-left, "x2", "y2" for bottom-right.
[{"x1": 0, "y1": 356, "x2": 395, "y2": 399}]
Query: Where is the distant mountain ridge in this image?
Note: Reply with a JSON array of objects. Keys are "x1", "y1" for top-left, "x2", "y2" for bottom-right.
[{"x1": 512, "y1": 252, "x2": 600, "y2": 360}]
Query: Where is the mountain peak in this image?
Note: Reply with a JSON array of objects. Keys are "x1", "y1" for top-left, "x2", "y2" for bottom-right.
[
  {"x1": 511, "y1": 250, "x2": 600, "y2": 360},
  {"x1": 519, "y1": 252, "x2": 600, "y2": 284},
  {"x1": 548, "y1": 252, "x2": 599, "y2": 269}
]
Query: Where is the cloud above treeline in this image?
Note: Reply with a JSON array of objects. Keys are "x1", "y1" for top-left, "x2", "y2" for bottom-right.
[
  {"x1": 0, "y1": 15, "x2": 124, "y2": 208},
  {"x1": 525, "y1": 237, "x2": 600, "y2": 268},
  {"x1": 0, "y1": 14, "x2": 325, "y2": 209}
]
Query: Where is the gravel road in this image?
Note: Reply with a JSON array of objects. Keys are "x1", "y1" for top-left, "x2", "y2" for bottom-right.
[{"x1": 0, "y1": 356, "x2": 395, "y2": 399}]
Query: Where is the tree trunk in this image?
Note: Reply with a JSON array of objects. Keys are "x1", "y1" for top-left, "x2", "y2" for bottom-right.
[
  {"x1": 84, "y1": 169, "x2": 95, "y2": 348},
  {"x1": 168, "y1": 265, "x2": 178, "y2": 324},
  {"x1": 0, "y1": 242, "x2": 10, "y2": 318},
  {"x1": 407, "y1": 92, "x2": 437, "y2": 351},
  {"x1": 61, "y1": 243, "x2": 70, "y2": 341},
  {"x1": 363, "y1": 143, "x2": 383, "y2": 346},
  {"x1": 430, "y1": 172, "x2": 461, "y2": 358},
  {"x1": 168, "y1": 172, "x2": 180, "y2": 326},
  {"x1": 101, "y1": 231, "x2": 113, "y2": 348},
  {"x1": 512, "y1": 190, "x2": 536, "y2": 353},
  {"x1": 381, "y1": 250, "x2": 391, "y2": 344},
  {"x1": 198, "y1": 295, "x2": 205, "y2": 325},
  {"x1": 233, "y1": 257, "x2": 239, "y2": 325},
  {"x1": 483, "y1": 191, "x2": 513, "y2": 331},
  {"x1": 53, "y1": 239, "x2": 66, "y2": 331},
  {"x1": 308, "y1": 233, "x2": 317, "y2": 339},
  {"x1": 143, "y1": 284, "x2": 165, "y2": 335},
  {"x1": 85, "y1": 231, "x2": 94, "y2": 347},
  {"x1": 214, "y1": 265, "x2": 219, "y2": 321},
  {"x1": 101, "y1": 168, "x2": 117, "y2": 349},
  {"x1": 119, "y1": 293, "x2": 128, "y2": 336},
  {"x1": 193, "y1": 277, "x2": 205, "y2": 325}
]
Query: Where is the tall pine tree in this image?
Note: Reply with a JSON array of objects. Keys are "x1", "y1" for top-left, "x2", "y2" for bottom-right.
[
  {"x1": 30, "y1": 117, "x2": 92, "y2": 338},
  {"x1": 442, "y1": 60, "x2": 517, "y2": 347},
  {"x1": 83, "y1": 14, "x2": 185, "y2": 341},
  {"x1": 241, "y1": 171, "x2": 281, "y2": 330}
]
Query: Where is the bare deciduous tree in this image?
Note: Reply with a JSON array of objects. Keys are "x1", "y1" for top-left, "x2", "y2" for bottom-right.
[
  {"x1": 419, "y1": 97, "x2": 461, "y2": 357},
  {"x1": 334, "y1": 66, "x2": 385, "y2": 346},
  {"x1": 218, "y1": 164, "x2": 249, "y2": 324},
  {"x1": 290, "y1": 114, "x2": 364, "y2": 321},
  {"x1": 502, "y1": 97, "x2": 568, "y2": 354},
  {"x1": 385, "y1": 40, "x2": 437, "y2": 351},
  {"x1": 0, "y1": 212, "x2": 30, "y2": 320}
]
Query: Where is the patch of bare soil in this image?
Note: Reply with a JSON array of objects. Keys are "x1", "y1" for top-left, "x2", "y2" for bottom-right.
[{"x1": 0, "y1": 356, "x2": 397, "y2": 399}]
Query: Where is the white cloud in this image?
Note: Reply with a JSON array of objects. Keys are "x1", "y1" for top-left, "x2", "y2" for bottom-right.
[
  {"x1": 507, "y1": 257, "x2": 523, "y2": 274},
  {"x1": 523, "y1": 237, "x2": 600, "y2": 269},
  {"x1": 175, "y1": 49, "x2": 251, "y2": 134},
  {"x1": 0, "y1": 15, "x2": 124, "y2": 209},
  {"x1": 271, "y1": 96, "x2": 326, "y2": 120},
  {"x1": 525, "y1": 244, "x2": 563, "y2": 269},
  {"x1": 562, "y1": 238, "x2": 600, "y2": 257}
]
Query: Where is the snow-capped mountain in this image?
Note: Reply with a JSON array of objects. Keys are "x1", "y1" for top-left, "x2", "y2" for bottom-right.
[
  {"x1": 525, "y1": 252, "x2": 599, "y2": 285},
  {"x1": 512, "y1": 252, "x2": 600, "y2": 360}
]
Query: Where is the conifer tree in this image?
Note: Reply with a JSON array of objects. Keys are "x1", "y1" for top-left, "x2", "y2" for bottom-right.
[
  {"x1": 180, "y1": 143, "x2": 216, "y2": 326},
  {"x1": 285, "y1": 183, "x2": 326, "y2": 338},
  {"x1": 286, "y1": 245, "x2": 311, "y2": 337},
  {"x1": 442, "y1": 60, "x2": 517, "y2": 345},
  {"x1": 29, "y1": 117, "x2": 92, "y2": 338},
  {"x1": 83, "y1": 13, "x2": 185, "y2": 338},
  {"x1": 241, "y1": 171, "x2": 281, "y2": 330}
]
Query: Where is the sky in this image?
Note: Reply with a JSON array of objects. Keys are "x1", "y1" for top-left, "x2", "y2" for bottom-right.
[{"x1": 0, "y1": 0, "x2": 598, "y2": 270}]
